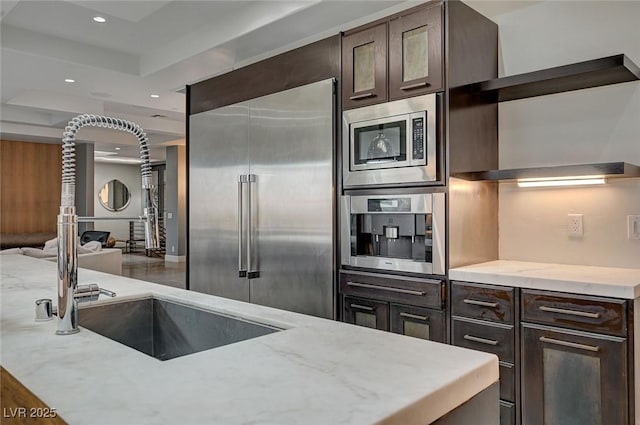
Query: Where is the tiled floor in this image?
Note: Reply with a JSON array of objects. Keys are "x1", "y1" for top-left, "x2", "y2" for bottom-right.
[{"x1": 121, "y1": 253, "x2": 186, "y2": 289}]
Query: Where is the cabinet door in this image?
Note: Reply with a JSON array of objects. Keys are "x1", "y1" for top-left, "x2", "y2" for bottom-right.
[
  {"x1": 521, "y1": 323, "x2": 627, "y2": 425},
  {"x1": 343, "y1": 296, "x2": 389, "y2": 331},
  {"x1": 390, "y1": 304, "x2": 445, "y2": 342},
  {"x1": 388, "y1": 4, "x2": 443, "y2": 100},
  {"x1": 342, "y1": 23, "x2": 387, "y2": 109},
  {"x1": 500, "y1": 401, "x2": 516, "y2": 425}
]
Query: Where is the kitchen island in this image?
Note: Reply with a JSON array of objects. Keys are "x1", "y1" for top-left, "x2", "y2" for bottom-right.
[{"x1": 1, "y1": 255, "x2": 498, "y2": 425}]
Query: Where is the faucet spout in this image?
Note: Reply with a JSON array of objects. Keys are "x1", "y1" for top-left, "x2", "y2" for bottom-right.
[
  {"x1": 56, "y1": 205, "x2": 79, "y2": 334},
  {"x1": 56, "y1": 114, "x2": 159, "y2": 335}
]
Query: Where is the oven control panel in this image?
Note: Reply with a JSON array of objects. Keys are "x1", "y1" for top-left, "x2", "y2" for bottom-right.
[{"x1": 412, "y1": 117, "x2": 424, "y2": 160}]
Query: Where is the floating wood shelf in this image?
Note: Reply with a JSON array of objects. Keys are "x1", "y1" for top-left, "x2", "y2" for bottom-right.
[
  {"x1": 452, "y1": 162, "x2": 640, "y2": 182},
  {"x1": 459, "y1": 54, "x2": 640, "y2": 102}
]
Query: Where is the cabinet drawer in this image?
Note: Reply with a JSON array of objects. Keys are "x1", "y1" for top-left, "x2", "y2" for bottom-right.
[
  {"x1": 521, "y1": 289, "x2": 627, "y2": 337},
  {"x1": 390, "y1": 304, "x2": 445, "y2": 343},
  {"x1": 499, "y1": 400, "x2": 515, "y2": 425},
  {"x1": 451, "y1": 281, "x2": 514, "y2": 324},
  {"x1": 499, "y1": 362, "x2": 515, "y2": 403},
  {"x1": 340, "y1": 271, "x2": 442, "y2": 309},
  {"x1": 452, "y1": 317, "x2": 514, "y2": 363}
]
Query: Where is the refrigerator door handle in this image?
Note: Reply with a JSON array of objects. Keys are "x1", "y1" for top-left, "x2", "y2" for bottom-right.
[
  {"x1": 247, "y1": 174, "x2": 259, "y2": 279},
  {"x1": 238, "y1": 175, "x2": 248, "y2": 277}
]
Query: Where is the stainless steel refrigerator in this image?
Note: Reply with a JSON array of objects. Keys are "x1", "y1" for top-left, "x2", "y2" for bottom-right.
[{"x1": 189, "y1": 79, "x2": 335, "y2": 319}]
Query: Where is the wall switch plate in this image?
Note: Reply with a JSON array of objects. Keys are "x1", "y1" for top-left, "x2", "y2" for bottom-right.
[
  {"x1": 568, "y1": 214, "x2": 584, "y2": 237},
  {"x1": 628, "y1": 215, "x2": 640, "y2": 240}
]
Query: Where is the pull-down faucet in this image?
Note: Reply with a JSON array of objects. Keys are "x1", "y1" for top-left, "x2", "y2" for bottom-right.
[{"x1": 56, "y1": 114, "x2": 160, "y2": 335}]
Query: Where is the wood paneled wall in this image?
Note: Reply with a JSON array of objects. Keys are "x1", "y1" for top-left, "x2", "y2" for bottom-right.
[{"x1": 0, "y1": 140, "x2": 61, "y2": 234}]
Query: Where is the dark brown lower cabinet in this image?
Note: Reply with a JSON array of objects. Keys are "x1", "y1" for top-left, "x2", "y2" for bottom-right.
[
  {"x1": 450, "y1": 280, "x2": 519, "y2": 425},
  {"x1": 452, "y1": 317, "x2": 514, "y2": 362},
  {"x1": 342, "y1": 295, "x2": 447, "y2": 343},
  {"x1": 521, "y1": 322, "x2": 628, "y2": 425},
  {"x1": 452, "y1": 281, "x2": 636, "y2": 425},
  {"x1": 500, "y1": 400, "x2": 515, "y2": 425},
  {"x1": 390, "y1": 303, "x2": 445, "y2": 342},
  {"x1": 343, "y1": 296, "x2": 389, "y2": 331},
  {"x1": 340, "y1": 270, "x2": 446, "y2": 343}
]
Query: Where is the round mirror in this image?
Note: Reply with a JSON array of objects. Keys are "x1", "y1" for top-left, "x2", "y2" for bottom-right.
[{"x1": 98, "y1": 179, "x2": 131, "y2": 212}]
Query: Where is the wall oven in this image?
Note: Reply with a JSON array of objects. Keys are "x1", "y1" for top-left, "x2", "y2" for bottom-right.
[
  {"x1": 342, "y1": 94, "x2": 438, "y2": 188},
  {"x1": 341, "y1": 192, "x2": 445, "y2": 275}
]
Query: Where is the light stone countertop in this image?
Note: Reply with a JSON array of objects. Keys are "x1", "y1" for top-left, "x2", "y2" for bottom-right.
[
  {"x1": 1, "y1": 255, "x2": 498, "y2": 425},
  {"x1": 449, "y1": 260, "x2": 640, "y2": 299}
]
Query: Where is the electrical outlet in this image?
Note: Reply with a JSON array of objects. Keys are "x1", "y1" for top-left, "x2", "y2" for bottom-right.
[
  {"x1": 171, "y1": 245, "x2": 175, "y2": 253},
  {"x1": 568, "y1": 214, "x2": 583, "y2": 237},
  {"x1": 628, "y1": 215, "x2": 640, "y2": 240}
]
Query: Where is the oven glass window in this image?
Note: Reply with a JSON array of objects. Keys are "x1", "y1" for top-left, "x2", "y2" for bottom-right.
[
  {"x1": 350, "y1": 213, "x2": 432, "y2": 263},
  {"x1": 353, "y1": 121, "x2": 406, "y2": 165}
]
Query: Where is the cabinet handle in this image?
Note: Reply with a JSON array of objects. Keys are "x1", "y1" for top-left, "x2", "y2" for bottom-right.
[
  {"x1": 400, "y1": 82, "x2": 429, "y2": 91},
  {"x1": 463, "y1": 334, "x2": 499, "y2": 346},
  {"x1": 350, "y1": 303, "x2": 375, "y2": 312},
  {"x1": 347, "y1": 281, "x2": 425, "y2": 296},
  {"x1": 463, "y1": 299, "x2": 499, "y2": 308},
  {"x1": 400, "y1": 312, "x2": 429, "y2": 321},
  {"x1": 539, "y1": 336, "x2": 600, "y2": 352},
  {"x1": 349, "y1": 92, "x2": 376, "y2": 101},
  {"x1": 539, "y1": 305, "x2": 600, "y2": 319}
]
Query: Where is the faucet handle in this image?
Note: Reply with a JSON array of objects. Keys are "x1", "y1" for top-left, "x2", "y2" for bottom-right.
[
  {"x1": 74, "y1": 283, "x2": 116, "y2": 302},
  {"x1": 99, "y1": 288, "x2": 116, "y2": 297},
  {"x1": 35, "y1": 298, "x2": 54, "y2": 321}
]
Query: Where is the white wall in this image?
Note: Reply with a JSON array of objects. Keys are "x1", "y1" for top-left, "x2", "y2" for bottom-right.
[
  {"x1": 494, "y1": 1, "x2": 640, "y2": 268},
  {"x1": 94, "y1": 162, "x2": 143, "y2": 241}
]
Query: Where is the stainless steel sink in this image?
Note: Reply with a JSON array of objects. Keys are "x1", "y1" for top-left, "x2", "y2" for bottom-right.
[{"x1": 79, "y1": 297, "x2": 281, "y2": 361}]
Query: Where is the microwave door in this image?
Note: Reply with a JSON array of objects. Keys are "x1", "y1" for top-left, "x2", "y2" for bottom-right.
[{"x1": 350, "y1": 117, "x2": 409, "y2": 171}]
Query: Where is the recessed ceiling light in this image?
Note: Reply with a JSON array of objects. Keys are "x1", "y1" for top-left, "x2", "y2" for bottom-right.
[
  {"x1": 64, "y1": 78, "x2": 75, "y2": 83},
  {"x1": 115, "y1": 147, "x2": 121, "y2": 151},
  {"x1": 93, "y1": 16, "x2": 106, "y2": 23},
  {"x1": 150, "y1": 94, "x2": 160, "y2": 98}
]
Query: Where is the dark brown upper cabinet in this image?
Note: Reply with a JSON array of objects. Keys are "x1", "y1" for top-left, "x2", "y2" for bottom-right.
[
  {"x1": 342, "y1": 3, "x2": 443, "y2": 110},
  {"x1": 342, "y1": 23, "x2": 388, "y2": 109},
  {"x1": 389, "y1": 4, "x2": 443, "y2": 100}
]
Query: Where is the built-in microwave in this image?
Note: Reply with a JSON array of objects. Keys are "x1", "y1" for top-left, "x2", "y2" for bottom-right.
[
  {"x1": 340, "y1": 192, "x2": 445, "y2": 275},
  {"x1": 342, "y1": 94, "x2": 438, "y2": 188}
]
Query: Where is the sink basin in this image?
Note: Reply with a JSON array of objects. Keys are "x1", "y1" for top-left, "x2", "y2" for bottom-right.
[{"x1": 79, "y1": 297, "x2": 281, "y2": 361}]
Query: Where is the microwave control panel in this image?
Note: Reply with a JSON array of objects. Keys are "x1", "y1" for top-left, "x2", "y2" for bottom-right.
[{"x1": 412, "y1": 117, "x2": 424, "y2": 160}]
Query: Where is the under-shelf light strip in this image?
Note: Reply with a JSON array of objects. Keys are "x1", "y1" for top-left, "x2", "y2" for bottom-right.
[{"x1": 517, "y1": 175, "x2": 606, "y2": 188}]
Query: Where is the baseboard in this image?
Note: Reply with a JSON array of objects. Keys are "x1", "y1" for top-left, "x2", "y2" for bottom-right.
[{"x1": 165, "y1": 255, "x2": 186, "y2": 263}]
